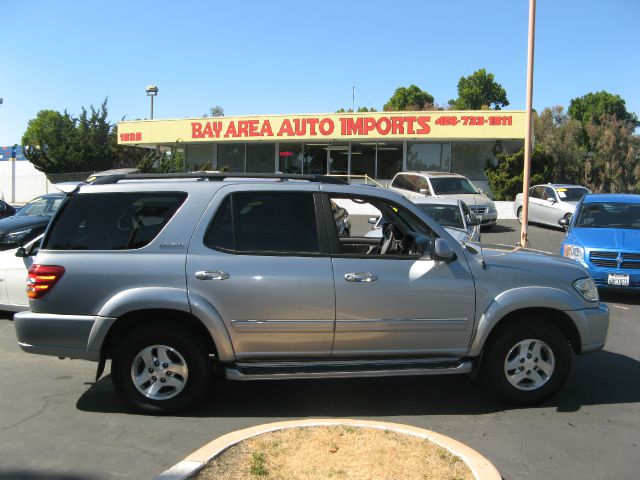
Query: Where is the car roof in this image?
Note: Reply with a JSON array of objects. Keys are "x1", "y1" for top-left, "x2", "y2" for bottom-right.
[
  {"x1": 411, "y1": 196, "x2": 460, "y2": 206},
  {"x1": 583, "y1": 193, "x2": 640, "y2": 204},
  {"x1": 397, "y1": 171, "x2": 466, "y2": 178},
  {"x1": 534, "y1": 184, "x2": 587, "y2": 189}
]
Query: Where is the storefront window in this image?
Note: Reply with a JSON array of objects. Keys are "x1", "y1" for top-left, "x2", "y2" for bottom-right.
[
  {"x1": 350, "y1": 142, "x2": 376, "y2": 178},
  {"x1": 407, "y1": 142, "x2": 451, "y2": 171},
  {"x1": 279, "y1": 143, "x2": 303, "y2": 173},
  {"x1": 328, "y1": 143, "x2": 349, "y2": 175},
  {"x1": 186, "y1": 144, "x2": 214, "y2": 171},
  {"x1": 377, "y1": 142, "x2": 403, "y2": 180},
  {"x1": 246, "y1": 143, "x2": 274, "y2": 173},
  {"x1": 304, "y1": 144, "x2": 328, "y2": 174},
  {"x1": 218, "y1": 144, "x2": 245, "y2": 172},
  {"x1": 451, "y1": 141, "x2": 499, "y2": 181}
]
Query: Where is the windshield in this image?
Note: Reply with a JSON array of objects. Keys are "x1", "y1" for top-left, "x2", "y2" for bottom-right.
[
  {"x1": 430, "y1": 177, "x2": 479, "y2": 195},
  {"x1": 16, "y1": 196, "x2": 63, "y2": 217},
  {"x1": 556, "y1": 187, "x2": 589, "y2": 202},
  {"x1": 418, "y1": 204, "x2": 464, "y2": 229},
  {"x1": 575, "y1": 202, "x2": 640, "y2": 229}
]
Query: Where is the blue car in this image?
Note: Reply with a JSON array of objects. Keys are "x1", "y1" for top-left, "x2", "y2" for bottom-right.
[{"x1": 560, "y1": 193, "x2": 640, "y2": 290}]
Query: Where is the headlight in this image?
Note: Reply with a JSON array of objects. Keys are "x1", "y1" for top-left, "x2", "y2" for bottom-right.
[
  {"x1": 573, "y1": 277, "x2": 599, "y2": 302},
  {"x1": 0, "y1": 229, "x2": 34, "y2": 245},
  {"x1": 563, "y1": 244, "x2": 584, "y2": 262}
]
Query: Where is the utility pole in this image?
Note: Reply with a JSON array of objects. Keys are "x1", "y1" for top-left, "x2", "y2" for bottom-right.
[{"x1": 520, "y1": 0, "x2": 536, "y2": 247}]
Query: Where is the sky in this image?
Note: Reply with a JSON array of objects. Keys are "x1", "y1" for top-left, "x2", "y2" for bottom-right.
[{"x1": 1, "y1": 0, "x2": 638, "y2": 145}]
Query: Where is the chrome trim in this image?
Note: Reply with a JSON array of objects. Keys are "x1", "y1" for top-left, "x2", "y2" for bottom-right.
[
  {"x1": 335, "y1": 318, "x2": 468, "y2": 332},
  {"x1": 225, "y1": 360, "x2": 473, "y2": 381},
  {"x1": 230, "y1": 319, "x2": 335, "y2": 333}
]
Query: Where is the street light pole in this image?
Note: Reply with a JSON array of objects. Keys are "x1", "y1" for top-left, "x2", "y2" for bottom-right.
[
  {"x1": 145, "y1": 85, "x2": 158, "y2": 120},
  {"x1": 519, "y1": 0, "x2": 536, "y2": 248}
]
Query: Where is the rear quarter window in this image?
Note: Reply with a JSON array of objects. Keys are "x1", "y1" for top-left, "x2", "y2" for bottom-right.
[{"x1": 43, "y1": 192, "x2": 187, "y2": 250}]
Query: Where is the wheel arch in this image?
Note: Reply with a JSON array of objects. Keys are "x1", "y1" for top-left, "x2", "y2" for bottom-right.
[{"x1": 475, "y1": 307, "x2": 582, "y2": 357}]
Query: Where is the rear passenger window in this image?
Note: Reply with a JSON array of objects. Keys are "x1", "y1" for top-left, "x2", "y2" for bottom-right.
[
  {"x1": 43, "y1": 192, "x2": 187, "y2": 250},
  {"x1": 205, "y1": 192, "x2": 320, "y2": 254}
]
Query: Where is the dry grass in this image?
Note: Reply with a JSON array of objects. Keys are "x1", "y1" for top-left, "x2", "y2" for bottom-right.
[{"x1": 191, "y1": 426, "x2": 473, "y2": 480}]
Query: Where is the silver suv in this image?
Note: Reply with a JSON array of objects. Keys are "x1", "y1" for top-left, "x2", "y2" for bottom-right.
[
  {"x1": 14, "y1": 173, "x2": 609, "y2": 414},
  {"x1": 389, "y1": 171, "x2": 497, "y2": 228}
]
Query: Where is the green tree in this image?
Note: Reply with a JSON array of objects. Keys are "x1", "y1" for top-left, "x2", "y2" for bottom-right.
[
  {"x1": 568, "y1": 91, "x2": 638, "y2": 128},
  {"x1": 485, "y1": 145, "x2": 553, "y2": 200},
  {"x1": 383, "y1": 85, "x2": 434, "y2": 111},
  {"x1": 335, "y1": 106, "x2": 378, "y2": 113},
  {"x1": 22, "y1": 99, "x2": 115, "y2": 174},
  {"x1": 584, "y1": 114, "x2": 637, "y2": 193},
  {"x1": 534, "y1": 106, "x2": 586, "y2": 185},
  {"x1": 448, "y1": 68, "x2": 509, "y2": 110},
  {"x1": 209, "y1": 106, "x2": 224, "y2": 117}
]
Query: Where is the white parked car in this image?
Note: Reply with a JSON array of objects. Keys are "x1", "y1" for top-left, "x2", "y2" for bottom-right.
[
  {"x1": 366, "y1": 197, "x2": 481, "y2": 244},
  {"x1": 514, "y1": 184, "x2": 590, "y2": 229},
  {"x1": 389, "y1": 171, "x2": 497, "y2": 228},
  {"x1": 0, "y1": 235, "x2": 42, "y2": 312}
]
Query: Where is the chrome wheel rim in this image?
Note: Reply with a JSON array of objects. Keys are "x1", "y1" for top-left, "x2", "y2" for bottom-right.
[
  {"x1": 518, "y1": 209, "x2": 523, "y2": 224},
  {"x1": 504, "y1": 338, "x2": 555, "y2": 391},
  {"x1": 131, "y1": 345, "x2": 189, "y2": 400}
]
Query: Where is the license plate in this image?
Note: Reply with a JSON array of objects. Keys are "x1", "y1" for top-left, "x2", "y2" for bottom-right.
[{"x1": 608, "y1": 274, "x2": 630, "y2": 286}]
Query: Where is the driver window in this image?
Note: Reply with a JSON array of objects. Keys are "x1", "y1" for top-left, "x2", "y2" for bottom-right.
[{"x1": 327, "y1": 195, "x2": 436, "y2": 258}]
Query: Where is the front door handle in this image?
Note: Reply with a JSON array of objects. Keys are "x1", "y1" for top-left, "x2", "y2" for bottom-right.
[
  {"x1": 195, "y1": 270, "x2": 229, "y2": 280},
  {"x1": 344, "y1": 272, "x2": 378, "y2": 283}
]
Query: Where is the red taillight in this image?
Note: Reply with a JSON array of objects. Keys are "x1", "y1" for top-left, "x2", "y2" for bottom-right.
[{"x1": 27, "y1": 265, "x2": 65, "y2": 299}]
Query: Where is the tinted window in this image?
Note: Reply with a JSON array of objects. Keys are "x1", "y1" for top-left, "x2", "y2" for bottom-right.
[
  {"x1": 418, "y1": 204, "x2": 464, "y2": 229},
  {"x1": 543, "y1": 187, "x2": 556, "y2": 201},
  {"x1": 391, "y1": 175, "x2": 407, "y2": 190},
  {"x1": 531, "y1": 186, "x2": 545, "y2": 199},
  {"x1": 204, "y1": 196, "x2": 233, "y2": 252},
  {"x1": 430, "y1": 177, "x2": 479, "y2": 195},
  {"x1": 575, "y1": 202, "x2": 640, "y2": 230},
  {"x1": 44, "y1": 192, "x2": 187, "y2": 250},
  {"x1": 205, "y1": 192, "x2": 319, "y2": 254}
]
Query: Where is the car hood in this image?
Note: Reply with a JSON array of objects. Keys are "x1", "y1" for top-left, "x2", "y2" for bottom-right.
[
  {"x1": 0, "y1": 215, "x2": 50, "y2": 234},
  {"x1": 470, "y1": 243, "x2": 589, "y2": 284},
  {"x1": 434, "y1": 193, "x2": 489, "y2": 206},
  {"x1": 569, "y1": 228, "x2": 640, "y2": 251}
]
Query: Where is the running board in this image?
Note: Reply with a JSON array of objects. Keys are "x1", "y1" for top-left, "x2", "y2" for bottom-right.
[{"x1": 225, "y1": 358, "x2": 473, "y2": 381}]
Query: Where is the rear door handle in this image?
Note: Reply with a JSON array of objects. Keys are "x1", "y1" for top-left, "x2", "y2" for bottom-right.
[
  {"x1": 195, "y1": 270, "x2": 229, "y2": 280},
  {"x1": 344, "y1": 272, "x2": 378, "y2": 283}
]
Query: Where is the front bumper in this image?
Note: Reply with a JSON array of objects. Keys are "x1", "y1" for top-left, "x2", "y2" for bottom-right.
[
  {"x1": 588, "y1": 268, "x2": 640, "y2": 290},
  {"x1": 14, "y1": 311, "x2": 116, "y2": 361},
  {"x1": 565, "y1": 303, "x2": 609, "y2": 353},
  {"x1": 480, "y1": 211, "x2": 498, "y2": 227}
]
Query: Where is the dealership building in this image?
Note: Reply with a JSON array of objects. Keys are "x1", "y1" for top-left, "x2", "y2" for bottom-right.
[{"x1": 117, "y1": 110, "x2": 526, "y2": 189}]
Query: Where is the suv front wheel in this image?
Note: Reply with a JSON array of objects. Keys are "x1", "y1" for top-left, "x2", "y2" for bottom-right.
[
  {"x1": 111, "y1": 323, "x2": 210, "y2": 414},
  {"x1": 481, "y1": 319, "x2": 571, "y2": 405}
]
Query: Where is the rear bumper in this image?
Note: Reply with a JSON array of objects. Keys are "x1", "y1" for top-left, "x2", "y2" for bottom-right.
[{"x1": 14, "y1": 311, "x2": 116, "y2": 361}]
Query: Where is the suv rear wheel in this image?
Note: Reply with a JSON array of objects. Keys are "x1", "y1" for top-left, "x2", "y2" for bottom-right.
[
  {"x1": 112, "y1": 323, "x2": 210, "y2": 414},
  {"x1": 481, "y1": 319, "x2": 571, "y2": 405}
]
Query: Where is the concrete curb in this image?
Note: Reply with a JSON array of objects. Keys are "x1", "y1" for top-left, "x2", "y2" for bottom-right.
[{"x1": 154, "y1": 418, "x2": 501, "y2": 480}]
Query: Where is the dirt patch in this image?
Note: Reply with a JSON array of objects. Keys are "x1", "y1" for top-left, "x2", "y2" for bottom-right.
[{"x1": 191, "y1": 425, "x2": 473, "y2": 480}]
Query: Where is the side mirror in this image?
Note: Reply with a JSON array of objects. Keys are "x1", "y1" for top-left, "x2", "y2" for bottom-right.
[
  {"x1": 15, "y1": 247, "x2": 27, "y2": 258},
  {"x1": 430, "y1": 238, "x2": 456, "y2": 262},
  {"x1": 558, "y1": 217, "x2": 569, "y2": 230},
  {"x1": 467, "y1": 215, "x2": 481, "y2": 226},
  {"x1": 419, "y1": 188, "x2": 430, "y2": 196},
  {"x1": 549, "y1": 198, "x2": 557, "y2": 204},
  {"x1": 368, "y1": 216, "x2": 379, "y2": 225}
]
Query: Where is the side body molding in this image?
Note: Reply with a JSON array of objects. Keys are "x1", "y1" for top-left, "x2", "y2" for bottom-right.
[{"x1": 468, "y1": 286, "x2": 586, "y2": 357}]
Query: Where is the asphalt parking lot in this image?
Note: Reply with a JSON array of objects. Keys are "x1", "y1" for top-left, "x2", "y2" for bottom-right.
[{"x1": 0, "y1": 220, "x2": 638, "y2": 480}]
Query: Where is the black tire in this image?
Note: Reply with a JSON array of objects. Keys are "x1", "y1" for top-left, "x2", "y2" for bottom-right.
[
  {"x1": 481, "y1": 318, "x2": 571, "y2": 405},
  {"x1": 112, "y1": 323, "x2": 210, "y2": 414},
  {"x1": 517, "y1": 207, "x2": 523, "y2": 224}
]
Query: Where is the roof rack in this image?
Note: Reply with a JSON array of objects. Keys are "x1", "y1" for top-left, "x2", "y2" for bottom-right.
[{"x1": 91, "y1": 172, "x2": 349, "y2": 185}]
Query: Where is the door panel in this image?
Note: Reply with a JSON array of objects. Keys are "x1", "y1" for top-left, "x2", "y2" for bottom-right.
[{"x1": 331, "y1": 256, "x2": 475, "y2": 358}]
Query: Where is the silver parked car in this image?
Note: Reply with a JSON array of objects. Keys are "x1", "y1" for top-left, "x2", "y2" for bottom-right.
[
  {"x1": 514, "y1": 184, "x2": 590, "y2": 229},
  {"x1": 14, "y1": 173, "x2": 608, "y2": 414},
  {"x1": 366, "y1": 197, "x2": 481, "y2": 244},
  {"x1": 389, "y1": 171, "x2": 497, "y2": 228}
]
